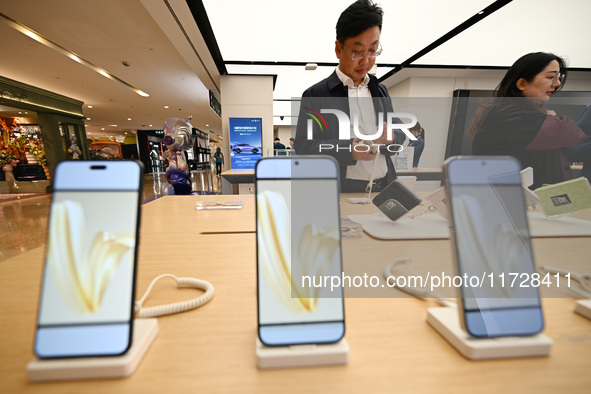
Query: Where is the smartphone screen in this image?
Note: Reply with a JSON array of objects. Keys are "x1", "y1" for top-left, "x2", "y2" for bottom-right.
[
  {"x1": 444, "y1": 156, "x2": 543, "y2": 338},
  {"x1": 35, "y1": 161, "x2": 143, "y2": 358},
  {"x1": 256, "y1": 157, "x2": 345, "y2": 346}
]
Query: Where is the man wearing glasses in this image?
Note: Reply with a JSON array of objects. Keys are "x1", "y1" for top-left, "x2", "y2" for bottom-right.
[{"x1": 294, "y1": 0, "x2": 405, "y2": 192}]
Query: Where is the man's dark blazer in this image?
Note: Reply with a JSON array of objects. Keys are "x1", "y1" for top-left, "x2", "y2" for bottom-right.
[{"x1": 294, "y1": 71, "x2": 405, "y2": 185}]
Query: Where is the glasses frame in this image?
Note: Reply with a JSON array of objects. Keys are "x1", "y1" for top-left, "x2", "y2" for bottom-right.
[
  {"x1": 551, "y1": 73, "x2": 565, "y2": 85},
  {"x1": 341, "y1": 42, "x2": 383, "y2": 61}
]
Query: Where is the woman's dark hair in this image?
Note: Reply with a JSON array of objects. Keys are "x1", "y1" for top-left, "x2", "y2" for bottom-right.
[
  {"x1": 409, "y1": 122, "x2": 425, "y2": 140},
  {"x1": 468, "y1": 52, "x2": 567, "y2": 136},
  {"x1": 336, "y1": 0, "x2": 383, "y2": 44},
  {"x1": 495, "y1": 52, "x2": 567, "y2": 98}
]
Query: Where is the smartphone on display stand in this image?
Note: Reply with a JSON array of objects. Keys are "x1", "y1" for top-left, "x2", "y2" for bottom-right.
[
  {"x1": 443, "y1": 156, "x2": 544, "y2": 338},
  {"x1": 256, "y1": 156, "x2": 345, "y2": 346},
  {"x1": 35, "y1": 160, "x2": 143, "y2": 358}
]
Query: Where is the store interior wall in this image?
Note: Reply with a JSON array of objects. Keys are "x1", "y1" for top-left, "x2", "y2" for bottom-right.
[{"x1": 220, "y1": 75, "x2": 274, "y2": 169}]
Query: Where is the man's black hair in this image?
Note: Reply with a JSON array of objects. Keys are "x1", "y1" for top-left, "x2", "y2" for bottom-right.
[{"x1": 336, "y1": 0, "x2": 383, "y2": 44}]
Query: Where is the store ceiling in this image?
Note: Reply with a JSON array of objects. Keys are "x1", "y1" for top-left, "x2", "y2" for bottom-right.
[
  {"x1": 0, "y1": 0, "x2": 589, "y2": 137},
  {"x1": 0, "y1": 105, "x2": 38, "y2": 125},
  {"x1": 0, "y1": 0, "x2": 222, "y2": 139},
  {"x1": 206, "y1": 0, "x2": 591, "y2": 123}
]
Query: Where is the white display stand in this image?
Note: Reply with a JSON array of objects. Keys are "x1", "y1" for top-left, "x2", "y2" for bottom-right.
[
  {"x1": 27, "y1": 318, "x2": 159, "y2": 382},
  {"x1": 256, "y1": 338, "x2": 349, "y2": 369},
  {"x1": 574, "y1": 299, "x2": 591, "y2": 320},
  {"x1": 426, "y1": 307, "x2": 552, "y2": 360},
  {"x1": 348, "y1": 213, "x2": 449, "y2": 240},
  {"x1": 527, "y1": 212, "x2": 591, "y2": 237},
  {"x1": 348, "y1": 211, "x2": 591, "y2": 240}
]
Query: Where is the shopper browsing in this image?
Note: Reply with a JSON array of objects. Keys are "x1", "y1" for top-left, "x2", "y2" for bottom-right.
[
  {"x1": 294, "y1": 0, "x2": 406, "y2": 192},
  {"x1": 408, "y1": 122, "x2": 425, "y2": 168},
  {"x1": 273, "y1": 138, "x2": 286, "y2": 156},
  {"x1": 214, "y1": 147, "x2": 224, "y2": 175},
  {"x1": 468, "y1": 52, "x2": 585, "y2": 189}
]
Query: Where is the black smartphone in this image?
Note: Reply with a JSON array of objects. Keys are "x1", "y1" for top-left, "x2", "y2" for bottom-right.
[
  {"x1": 35, "y1": 160, "x2": 143, "y2": 358},
  {"x1": 372, "y1": 179, "x2": 422, "y2": 221},
  {"x1": 443, "y1": 156, "x2": 544, "y2": 338},
  {"x1": 256, "y1": 156, "x2": 345, "y2": 346}
]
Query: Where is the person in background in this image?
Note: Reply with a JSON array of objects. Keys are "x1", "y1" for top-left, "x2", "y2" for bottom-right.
[
  {"x1": 273, "y1": 138, "x2": 286, "y2": 156},
  {"x1": 213, "y1": 147, "x2": 224, "y2": 175},
  {"x1": 294, "y1": 0, "x2": 405, "y2": 192},
  {"x1": 288, "y1": 137, "x2": 296, "y2": 155},
  {"x1": 408, "y1": 122, "x2": 425, "y2": 167},
  {"x1": 468, "y1": 52, "x2": 584, "y2": 189}
]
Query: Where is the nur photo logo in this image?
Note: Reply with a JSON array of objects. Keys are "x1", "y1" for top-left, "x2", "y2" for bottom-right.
[{"x1": 304, "y1": 108, "x2": 418, "y2": 154}]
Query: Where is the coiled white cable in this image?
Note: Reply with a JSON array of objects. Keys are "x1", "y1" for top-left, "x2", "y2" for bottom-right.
[
  {"x1": 135, "y1": 274, "x2": 215, "y2": 318},
  {"x1": 383, "y1": 257, "x2": 455, "y2": 308}
]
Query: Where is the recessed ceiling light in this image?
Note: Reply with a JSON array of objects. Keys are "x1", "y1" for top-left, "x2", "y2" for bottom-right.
[
  {"x1": 0, "y1": 13, "x2": 149, "y2": 97},
  {"x1": 164, "y1": 106, "x2": 169, "y2": 109},
  {"x1": 101, "y1": 128, "x2": 105, "y2": 130},
  {"x1": 88, "y1": 105, "x2": 93, "y2": 108},
  {"x1": 86, "y1": 117, "x2": 91, "y2": 120},
  {"x1": 127, "y1": 118, "x2": 132, "y2": 121}
]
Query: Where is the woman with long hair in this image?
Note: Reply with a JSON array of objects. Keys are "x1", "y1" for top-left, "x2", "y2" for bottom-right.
[{"x1": 468, "y1": 52, "x2": 584, "y2": 189}]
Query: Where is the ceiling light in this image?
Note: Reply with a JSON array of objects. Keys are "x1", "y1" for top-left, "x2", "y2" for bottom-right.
[
  {"x1": 164, "y1": 106, "x2": 169, "y2": 109},
  {"x1": 0, "y1": 12, "x2": 150, "y2": 97},
  {"x1": 127, "y1": 118, "x2": 132, "y2": 121},
  {"x1": 86, "y1": 117, "x2": 91, "y2": 120},
  {"x1": 88, "y1": 105, "x2": 93, "y2": 108}
]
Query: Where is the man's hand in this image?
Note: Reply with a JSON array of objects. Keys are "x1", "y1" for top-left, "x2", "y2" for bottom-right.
[
  {"x1": 352, "y1": 122, "x2": 392, "y2": 161},
  {"x1": 373, "y1": 122, "x2": 393, "y2": 145},
  {"x1": 352, "y1": 138, "x2": 378, "y2": 161}
]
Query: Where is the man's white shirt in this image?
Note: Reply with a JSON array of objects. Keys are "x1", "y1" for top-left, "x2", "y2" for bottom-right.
[{"x1": 335, "y1": 67, "x2": 388, "y2": 181}]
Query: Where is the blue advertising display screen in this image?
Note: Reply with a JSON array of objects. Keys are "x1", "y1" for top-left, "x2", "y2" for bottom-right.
[{"x1": 229, "y1": 118, "x2": 262, "y2": 169}]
